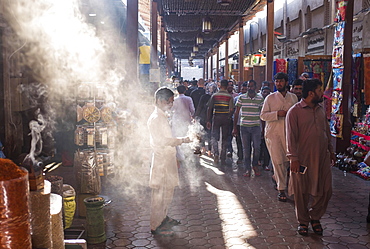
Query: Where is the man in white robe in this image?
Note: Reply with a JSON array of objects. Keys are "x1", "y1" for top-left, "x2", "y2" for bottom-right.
[
  {"x1": 147, "y1": 87, "x2": 190, "y2": 236},
  {"x1": 260, "y1": 72, "x2": 298, "y2": 202}
]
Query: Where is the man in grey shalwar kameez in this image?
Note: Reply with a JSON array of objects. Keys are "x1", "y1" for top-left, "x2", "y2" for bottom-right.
[
  {"x1": 286, "y1": 79, "x2": 335, "y2": 236},
  {"x1": 147, "y1": 87, "x2": 190, "y2": 236}
]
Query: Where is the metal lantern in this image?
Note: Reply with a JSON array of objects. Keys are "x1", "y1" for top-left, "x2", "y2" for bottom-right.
[
  {"x1": 196, "y1": 34, "x2": 204, "y2": 45},
  {"x1": 193, "y1": 46, "x2": 199, "y2": 52},
  {"x1": 191, "y1": 52, "x2": 196, "y2": 57},
  {"x1": 217, "y1": 0, "x2": 232, "y2": 6},
  {"x1": 202, "y1": 17, "x2": 212, "y2": 34}
]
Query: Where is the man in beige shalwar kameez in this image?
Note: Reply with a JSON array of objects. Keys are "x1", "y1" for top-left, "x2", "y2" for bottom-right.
[
  {"x1": 286, "y1": 79, "x2": 335, "y2": 236},
  {"x1": 147, "y1": 87, "x2": 190, "y2": 236},
  {"x1": 260, "y1": 72, "x2": 298, "y2": 201}
]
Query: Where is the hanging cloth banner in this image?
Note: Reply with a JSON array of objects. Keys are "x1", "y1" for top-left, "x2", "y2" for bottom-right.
[
  {"x1": 275, "y1": 59, "x2": 287, "y2": 73},
  {"x1": 334, "y1": 0, "x2": 347, "y2": 23},
  {"x1": 363, "y1": 54, "x2": 370, "y2": 105}
]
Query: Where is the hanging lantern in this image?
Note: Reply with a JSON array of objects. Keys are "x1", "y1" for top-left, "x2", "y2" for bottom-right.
[
  {"x1": 202, "y1": 17, "x2": 212, "y2": 34},
  {"x1": 193, "y1": 46, "x2": 199, "y2": 53},
  {"x1": 217, "y1": 0, "x2": 232, "y2": 6},
  {"x1": 189, "y1": 57, "x2": 193, "y2": 61},
  {"x1": 191, "y1": 52, "x2": 196, "y2": 57},
  {"x1": 196, "y1": 34, "x2": 204, "y2": 45}
]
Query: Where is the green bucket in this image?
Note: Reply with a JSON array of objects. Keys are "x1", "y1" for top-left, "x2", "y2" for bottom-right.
[{"x1": 83, "y1": 196, "x2": 106, "y2": 244}]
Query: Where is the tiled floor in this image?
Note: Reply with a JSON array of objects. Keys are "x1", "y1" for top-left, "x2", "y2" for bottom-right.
[{"x1": 64, "y1": 154, "x2": 370, "y2": 249}]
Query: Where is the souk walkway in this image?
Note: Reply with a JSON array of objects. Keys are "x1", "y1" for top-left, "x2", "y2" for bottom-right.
[{"x1": 63, "y1": 154, "x2": 370, "y2": 249}]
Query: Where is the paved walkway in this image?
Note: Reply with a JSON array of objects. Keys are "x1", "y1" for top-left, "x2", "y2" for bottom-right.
[{"x1": 68, "y1": 154, "x2": 370, "y2": 249}]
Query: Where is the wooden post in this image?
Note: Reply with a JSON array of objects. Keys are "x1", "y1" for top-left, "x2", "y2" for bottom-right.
[
  {"x1": 216, "y1": 48, "x2": 220, "y2": 80},
  {"x1": 238, "y1": 19, "x2": 245, "y2": 85},
  {"x1": 126, "y1": 0, "x2": 139, "y2": 81},
  {"x1": 266, "y1": 0, "x2": 274, "y2": 81},
  {"x1": 225, "y1": 39, "x2": 229, "y2": 80},
  {"x1": 151, "y1": 1, "x2": 158, "y2": 70},
  {"x1": 210, "y1": 54, "x2": 214, "y2": 80},
  {"x1": 203, "y1": 58, "x2": 206, "y2": 79},
  {"x1": 336, "y1": 0, "x2": 353, "y2": 152}
]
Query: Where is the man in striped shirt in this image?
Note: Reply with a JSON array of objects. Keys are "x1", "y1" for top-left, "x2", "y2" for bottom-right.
[
  {"x1": 232, "y1": 80, "x2": 264, "y2": 176},
  {"x1": 207, "y1": 79, "x2": 234, "y2": 165}
]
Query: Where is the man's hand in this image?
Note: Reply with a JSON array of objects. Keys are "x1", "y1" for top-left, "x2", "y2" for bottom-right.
[
  {"x1": 182, "y1": 137, "x2": 191, "y2": 143},
  {"x1": 277, "y1": 110, "x2": 287, "y2": 117},
  {"x1": 330, "y1": 152, "x2": 336, "y2": 166},
  {"x1": 232, "y1": 127, "x2": 238, "y2": 137},
  {"x1": 206, "y1": 121, "x2": 211, "y2": 130},
  {"x1": 290, "y1": 160, "x2": 300, "y2": 174}
]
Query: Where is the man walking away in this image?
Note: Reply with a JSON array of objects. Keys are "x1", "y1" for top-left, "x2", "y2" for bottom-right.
[
  {"x1": 190, "y1": 78, "x2": 206, "y2": 111},
  {"x1": 286, "y1": 79, "x2": 335, "y2": 236},
  {"x1": 207, "y1": 79, "x2": 234, "y2": 166}
]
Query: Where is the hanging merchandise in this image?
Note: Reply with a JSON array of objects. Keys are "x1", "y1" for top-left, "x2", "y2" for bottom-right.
[
  {"x1": 332, "y1": 90, "x2": 343, "y2": 114},
  {"x1": 334, "y1": 0, "x2": 347, "y2": 22},
  {"x1": 287, "y1": 59, "x2": 298, "y2": 85},
  {"x1": 332, "y1": 46, "x2": 344, "y2": 68},
  {"x1": 275, "y1": 59, "x2": 287, "y2": 73},
  {"x1": 363, "y1": 54, "x2": 370, "y2": 105},
  {"x1": 333, "y1": 68, "x2": 344, "y2": 90},
  {"x1": 333, "y1": 21, "x2": 345, "y2": 46},
  {"x1": 330, "y1": 113, "x2": 344, "y2": 138}
]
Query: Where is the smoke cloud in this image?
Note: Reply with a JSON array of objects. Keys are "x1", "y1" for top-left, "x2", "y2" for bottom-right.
[{"x1": 4, "y1": 0, "x2": 206, "y2": 201}]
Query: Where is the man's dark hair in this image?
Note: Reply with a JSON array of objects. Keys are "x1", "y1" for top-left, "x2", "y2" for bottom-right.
[
  {"x1": 262, "y1": 81, "x2": 270, "y2": 86},
  {"x1": 220, "y1": 79, "x2": 229, "y2": 87},
  {"x1": 247, "y1": 80, "x2": 257, "y2": 87},
  {"x1": 293, "y1": 79, "x2": 303, "y2": 87},
  {"x1": 191, "y1": 80, "x2": 198, "y2": 86},
  {"x1": 261, "y1": 86, "x2": 271, "y2": 92},
  {"x1": 302, "y1": 78, "x2": 323, "y2": 99},
  {"x1": 242, "y1": 82, "x2": 249, "y2": 87},
  {"x1": 155, "y1": 87, "x2": 174, "y2": 104},
  {"x1": 274, "y1": 72, "x2": 288, "y2": 82},
  {"x1": 177, "y1": 85, "x2": 186, "y2": 94}
]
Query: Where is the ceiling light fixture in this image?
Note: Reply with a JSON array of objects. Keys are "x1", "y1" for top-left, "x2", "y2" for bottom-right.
[
  {"x1": 191, "y1": 52, "x2": 196, "y2": 57},
  {"x1": 196, "y1": 34, "x2": 204, "y2": 45},
  {"x1": 202, "y1": 17, "x2": 212, "y2": 34},
  {"x1": 217, "y1": 0, "x2": 232, "y2": 6},
  {"x1": 193, "y1": 46, "x2": 199, "y2": 52}
]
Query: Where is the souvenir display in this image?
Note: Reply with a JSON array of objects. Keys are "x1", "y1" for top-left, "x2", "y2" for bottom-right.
[
  {"x1": 333, "y1": 22, "x2": 344, "y2": 46},
  {"x1": 74, "y1": 83, "x2": 116, "y2": 197},
  {"x1": 100, "y1": 107, "x2": 113, "y2": 123},
  {"x1": 77, "y1": 105, "x2": 83, "y2": 122},
  {"x1": 83, "y1": 106, "x2": 101, "y2": 123},
  {"x1": 333, "y1": 68, "x2": 343, "y2": 90},
  {"x1": 334, "y1": 0, "x2": 347, "y2": 22},
  {"x1": 332, "y1": 46, "x2": 343, "y2": 68},
  {"x1": 330, "y1": 113, "x2": 343, "y2": 138},
  {"x1": 363, "y1": 54, "x2": 370, "y2": 105},
  {"x1": 331, "y1": 90, "x2": 343, "y2": 114}
]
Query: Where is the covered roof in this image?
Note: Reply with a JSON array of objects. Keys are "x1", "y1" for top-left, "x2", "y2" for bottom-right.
[{"x1": 156, "y1": 0, "x2": 265, "y2": 60}]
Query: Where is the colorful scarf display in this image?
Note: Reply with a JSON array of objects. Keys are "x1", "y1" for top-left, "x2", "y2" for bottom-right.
[{"x1": 363, "y1": 54, "x2": 370, "y2": 105}]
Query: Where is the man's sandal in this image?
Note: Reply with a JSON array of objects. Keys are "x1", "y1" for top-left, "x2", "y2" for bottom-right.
[
  {"x1": 151, "y1": 226, "x2": 174, "y2": 236},
  {"x1": 311, "y1": 220, "x2": 323, "y2": 235},
  {"x1": 277, "y1": 192, "x2": 287, "y2": 202},
  {"x1": 297, "y1": 224, "x2": 309, "y2": 236},
  {"x1": 163, "y1": 216, "x2": 181, "y2": 226}
]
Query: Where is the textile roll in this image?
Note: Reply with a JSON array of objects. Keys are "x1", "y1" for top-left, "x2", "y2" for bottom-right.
[
  {"x1": 30, "y1": 180, "x2": 52, "y2": 248},
  {"x1": 363, "y1": 55, "x2": 370, "y2": 105},
  {"x1": 50, "y1": 193, "x2": 64, "y2": 249}
]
